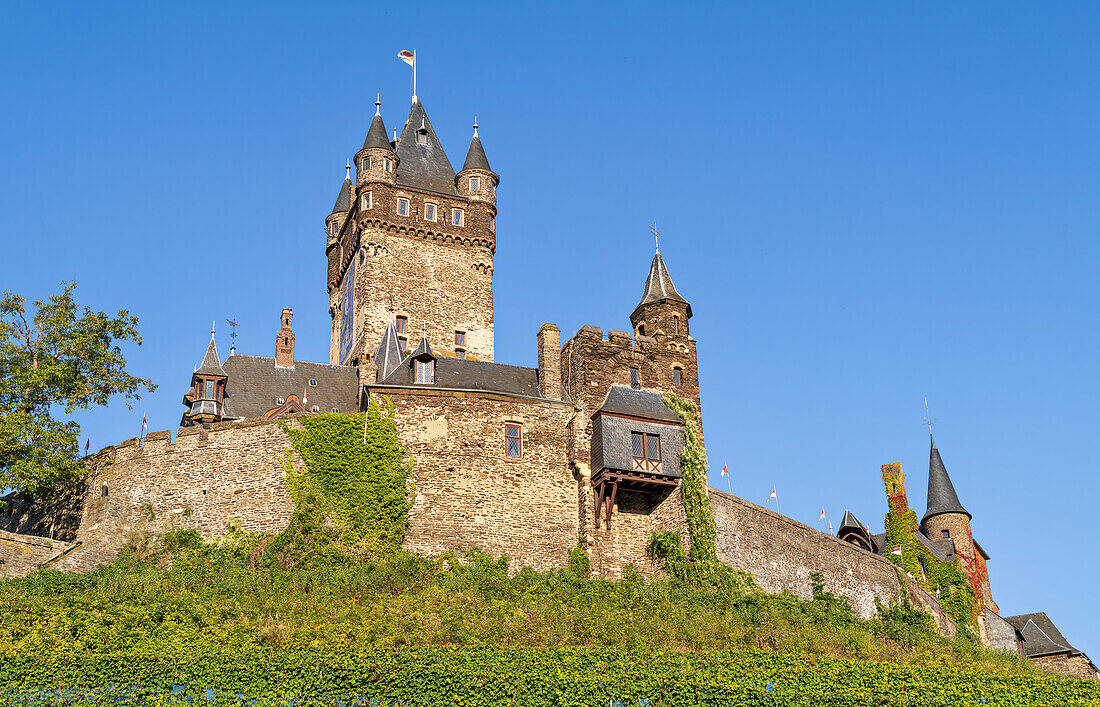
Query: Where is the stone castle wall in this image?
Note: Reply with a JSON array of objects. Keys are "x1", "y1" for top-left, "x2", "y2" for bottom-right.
[
  {"x1": 1032, "y1": 654, "x2": 1099, "y2": 681},
  {"x1": 0, "y1": 530, "x2": 75, "y2": 578},
  {"x1": 710, "y1": 489, "x2": 956, "y2": 635}
]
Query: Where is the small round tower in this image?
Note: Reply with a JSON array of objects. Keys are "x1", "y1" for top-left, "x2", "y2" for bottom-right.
[
  {"x1": 325, "y1": 164, "x2": 353, "y2": 250},
  {"x1": 354, "y1": 98, "x2": 399, "y2": 195},
  {"x1": 455, "y1": 120, "x2": 499, "y2": 238}
]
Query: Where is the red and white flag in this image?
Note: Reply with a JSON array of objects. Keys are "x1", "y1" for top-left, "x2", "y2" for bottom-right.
[
  {"x1": 768, "y1": 488, "x2": 777, "y2": 500},
  {"x1": 141, "y1": 415, "x2": 148, "y2": 432},
  {"x1": 720, "y1": 464, "x2": 728, "y2": 477},
  {"x1": 398, "y1": 50, "x2": 415, "y2": 67},
  {"x1": 890, "y1": 546, "x2": 902, "y2": 556},
  {"x1": 819, "y1": 508, "x2": 826, "y2": 521}
]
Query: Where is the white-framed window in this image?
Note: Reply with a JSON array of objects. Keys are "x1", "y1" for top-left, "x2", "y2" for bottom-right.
[
  {"x1": 397, "y1": 198, "x2": 409, "y2": 216},
  {"x1": 308, "y1": 379, "x2": 317, "y2": 387},
  {"x1": 362, "y1": 156, "x2": 371, "y2": 172},
  {"x1": 384, "y1": 158, "x2": 393, "y2": 172},
  {"x1": 276, "y1": 397, "x2": 285, "y2": 405},
  {"x1": 330, "y1": 407, "x2": 338, "y2": 413},
  {"x1": 361, "y1": 191, "x2": 372, "y2": 209},
  {"x1": 505, "y1": 423, "x2": 522, "y2": 458},
  {"x1": 311, "y1": 405, "x2": 319, "y2": 413},
  {"x1": 452, "y1": 208, "x2": 464, "y2": 226},
  {"x1": 424, "y1": 202, "x2": 437, "y2": 222},
  {"x1": 415, "y1": 359, "x2": 434, "y2": 384},
  {"x1": 469, "y1": 177, "x2": 480, "y2": 192}
]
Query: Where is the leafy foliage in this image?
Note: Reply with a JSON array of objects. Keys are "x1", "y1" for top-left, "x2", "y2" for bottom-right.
[
  {"x1": 265, "y1": 402, "x2": 413, "y2": 566},
  {"x1": 0, "y1": 283, "x2": 154, "y2": 498}
]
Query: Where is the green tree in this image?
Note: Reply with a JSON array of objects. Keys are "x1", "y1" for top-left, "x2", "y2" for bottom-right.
[{"x1": 0, "y1": 282, "x2": 155, "y2": 499}]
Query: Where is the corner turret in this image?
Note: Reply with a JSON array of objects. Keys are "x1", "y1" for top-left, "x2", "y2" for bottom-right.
[
  {"x1": 325, "y1": 165, "x2": 353, "y2": 248},
  {"x1": 181, "y1": 324, "x2": 227, "y2": 426},
  {"x1": 354, "y1": 98, "x2": 399, "y2": 194},
  {"x1": 456, "y1": 121, "x2": 499, "y2": 236},
  {"x1": 630, "y1": 250, "x2": 692, "y2": 340}
]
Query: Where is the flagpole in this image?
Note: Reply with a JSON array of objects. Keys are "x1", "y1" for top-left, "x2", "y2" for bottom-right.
[
  {"x1": 724, "y1": 461, "x2": 731, "y2": 494},
  {"x1": 412, "y1": 49, "x2": 417, "y2": 104}
]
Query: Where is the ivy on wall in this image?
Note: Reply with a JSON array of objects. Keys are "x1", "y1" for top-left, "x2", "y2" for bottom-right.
[
  {"x1": 883, "y1": 506, "x2": 976, "y2": 629},
  {"x1": 647, "y1": 394, "x2": 752, "y2": 593},
  {"x1": 266, "y1": 400, "x2": 414, "y2": 566}
]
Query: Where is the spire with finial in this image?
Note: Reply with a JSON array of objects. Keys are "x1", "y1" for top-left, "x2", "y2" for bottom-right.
[
  {"x1": 375, "y1": 93, "x2": 381, "y2": 116},
  {"x1": 651, "y1": 221, "x2": 660, "y2": 253},
  {"x1": 461, "y1": 117, "x2": 492, "y2": 172},
  {"x1": 923, "y1": 435, "x2": 971, "y2": 525},
  {"x1": 361, "y1": 97, "x2": 391, "y2": 151}
]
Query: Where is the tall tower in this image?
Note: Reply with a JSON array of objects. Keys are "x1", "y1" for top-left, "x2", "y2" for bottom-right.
[
  {"x1": 327, "y1": 99, "x2": 497, "y2": 368},
  {"x1": 921, "y1": 438, "x2": 997, "y2": 635}
]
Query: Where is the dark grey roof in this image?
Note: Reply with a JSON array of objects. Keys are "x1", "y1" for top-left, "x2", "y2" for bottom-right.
[
  {"x1": 220, "y1": 355, "x2": 359, "y2": 419},
  {"x1": 375, "y1": 355, "x2": 545, "y2": 399},
  {"x1": 196, "y1": 335, "x2": 227, "y2": 377},
  {"x1": 394, "y1": 102, "x2": 456, "y2": 194},
  {"x1": 331, "y1": 176, "x2": 352, "y2": 215},
  {"x1": 597, "y1": 385, "x2": 682, "y2": 424},
  {"x1": 409, "y1": 334, "x2": 434, "y2": 359},
  {"x1": 870, "y1": 533, "x2": 887, "y2": 554},
  {"x1": 461, "y1": 132, "x2": 491, "y2": 172},
  {"x1": 913, "y1": 529, "x2": 952, "y2": 562},
  {"x1": 632, "y1": 252, "x2": 692, "y2": 319},
  {"x1": 362, "y1": 112, "x2": 391, "y2": 150},
  {"x1": 1005, "y1": 612, "x2": 1081, "y2": 658},
  {"x1": 922, "y1": 438, "x2": 971, "y2": 525},
  {"x1": 374, "y1": 322, "x2": 404, "y2": 380},
  {"x1": 837, "y1": 510, "x2": 867, "y2": 536}
]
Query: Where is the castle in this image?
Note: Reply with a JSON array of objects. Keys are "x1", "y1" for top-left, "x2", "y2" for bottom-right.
[{"x1": 1, "y1": 89, "x2": 1094, "y2": 681}]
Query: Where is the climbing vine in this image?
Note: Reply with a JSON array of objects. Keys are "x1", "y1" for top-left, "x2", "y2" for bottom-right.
[
  {"x1": 266, "y1": 400, "x2": 414, "y2": 566},
  {"x1": 884, "y1": 505, "x2": 976, "y2": 629},
  {"x1": 647, "y1": 393, "x2": 752, "y2": 593}
]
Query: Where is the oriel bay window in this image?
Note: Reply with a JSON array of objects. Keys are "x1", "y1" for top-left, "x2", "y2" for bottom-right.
[{"x1": 631, "y1": 432, "x2": 662, "y2": 472}]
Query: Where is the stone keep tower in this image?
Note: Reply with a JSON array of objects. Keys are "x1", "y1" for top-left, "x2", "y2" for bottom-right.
[{"x1": 326, "y1": 99, "x2": 498, "y2": 367}]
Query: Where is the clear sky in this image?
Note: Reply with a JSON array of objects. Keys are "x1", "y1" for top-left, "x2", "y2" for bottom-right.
[{"x1": 2, "y1": 2, "x2": 1097, "y2": 658}]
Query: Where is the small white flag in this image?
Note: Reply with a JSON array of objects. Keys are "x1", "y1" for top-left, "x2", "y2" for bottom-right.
[
  {"x1": 398, "y1": 50, "x2": 415, "y2": 67},
  {"x1": 890, "y1": 546, "x2": 902, "y2": 556},
  {"x1": 141, "y1": 415, "x2": 148, "y2": 432},
  {"x1": 721, "y1": 464, "x2": 728, "y2": 477}
]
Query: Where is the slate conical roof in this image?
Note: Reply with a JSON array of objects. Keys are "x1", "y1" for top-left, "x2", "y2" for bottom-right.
[
  {"x1": 410, "y1": 333, "x2": 434, "y2": 359},
  {"x1": 196, "y1": 333, "x2": 227, "y2": 377},
  {"x1": 461, "y1": 131, "x2": 492, "y2": 172},
  {"x1": 395, "y1": 102, "x2": 456, "y2": 194},
  {"x1": 362, "y1": 112, "x2": 391, "y2": 150},
  {"x1": 330, "y1": 175, "x2": 352, "y2": 215},
  {"x1": 632, "y1": 252, "x2": 692, "y2": 318},
  {"x1": 922, "y1": 438, "x2": 971, "y2": 525},
  {"x1": 374, "y1": 321, "x2": 404, "y2": 381}
]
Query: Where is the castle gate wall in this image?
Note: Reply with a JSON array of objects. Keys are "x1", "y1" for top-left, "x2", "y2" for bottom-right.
[
  {"x1": 381, "y1": 388, "x2": 577, "y2": 571},
  {"x1": 710, "y1": 490, "x2": 955, "y2": 635}
]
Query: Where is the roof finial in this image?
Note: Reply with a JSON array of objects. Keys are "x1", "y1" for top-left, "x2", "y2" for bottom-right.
[
  {"x1": 211, "y1": 320, "x2": 216, "y2": 337},
  {"x1": 392, "y1": 128, "x2": 397, "y2": 142},
  {"x1": 650, "y1": 221, "x2": 661, "y2": 253},
  {"x1": 473, "y1": 116, "x2": 479, "y2": 138},
  {"x1": 923, "y1": 396, "x2": 936, "y2": 443},
  {"x1": 345, "y1": 159, "x2": 351, "y2": 179},
  {"x1": 226, "y1": 317, "x2": 238, "y2": 355},
  {"x1": 375, "y1": 93, "x2": 381, "y2": 116}
]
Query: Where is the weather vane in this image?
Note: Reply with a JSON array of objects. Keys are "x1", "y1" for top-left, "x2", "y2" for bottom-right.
[
  {"x1": 226, "y1": 317, "x2": 239, "y2": 354},
  {"x1": 650, "y1": 221, "x2": 660, "y2": 252},
  {"x1": 923, "y1": 397, "x2": 936, "y2": 439}
]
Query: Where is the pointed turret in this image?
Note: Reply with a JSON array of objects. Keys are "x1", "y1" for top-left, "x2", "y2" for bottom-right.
[
  {"x1": 634, "y1": 252, "x2": 691, "y2": 317},
  {"x1": 196, "y1": 331, "x2": 227, "y2": 377},
  {"x1": 922, "y1": 438, "x2": 971, "y2": 525},
  {"x1": 355, "y1": 97, "x2": 399, "y2": 190},
  {"x1": 630, "y1": 249, "x2": 693, "y2": 339},
  {"x1": 456, "y1": 119, "x2": 500, "y2": 230},
  {"x1": 362, "y1": 111, "x2": 391, "y2": 151},
  {"x1": 181, "y1": 324, "x2": 228, "y2": 426},
  {"x1": 330, "y1": 173, "x2": 352, "y2": 215},
  {"x1": 462, "y1": 127, "x2": 492, "y2": 172},
  {"x1": 395, "y1": 102, "x2": 456, "y2": 194},
  {"x1": 325, "y1": 165, "x2": 353, "y2": 247},
  {"x1": 374, "y1": 321, "x2": 404, "y2": 381}
]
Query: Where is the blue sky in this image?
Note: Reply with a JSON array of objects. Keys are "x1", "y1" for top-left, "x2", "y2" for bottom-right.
[{"x1": 2, "y1": 2, "x2": 1097, "y2": 657}]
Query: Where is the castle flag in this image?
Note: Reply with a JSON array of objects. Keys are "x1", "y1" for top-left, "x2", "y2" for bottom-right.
[
  {"x1": 819, "y1": 508, "x2": 826, "y2": 521},
  {"x1": 721, "y1": 464, "x2": 728, "y2": 477},
  {"x1": 890, "y1": 546, "x2": 902, "y2": 556},
  {"x1": 398, "y1": 50, "x2": 415, "y2": 66}
]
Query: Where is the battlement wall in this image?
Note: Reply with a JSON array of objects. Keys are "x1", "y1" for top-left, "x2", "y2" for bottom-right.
[{"x1": 710, "y1": 489, "x2": 955, "y2": 636}]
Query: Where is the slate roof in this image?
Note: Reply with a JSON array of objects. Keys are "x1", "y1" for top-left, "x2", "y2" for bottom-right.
[
  {"x1": 394, "y1": 102, "x2": 456, "y2": 194},
  {"x1": 331, "y1": 176, "x2": 352, "y2": 214},
  {"x1": 1004, "y1": 612, "x2": 1082, "y2": 658},
  {"x1": 362, "y1": 111, "x2": 391, "y2": 150},
  {"x1": 913, "y1": 529, "x2": 952, "y2": 562},
  {"x1": 195, "y1": 335, "x2": 227, "y2": 377},
  {"x1": 633, "y1": 252, "x2": 692, "y2": 319},
  {"x1": 375, "y1": 354, "x2": 545, "y2": 399},
  {"x1": 838, "y1": 510, "x2": 865, "y2": 536},
  {"x1": 922, "y1": 438, "x2": 971, "y2": 525},
  {"x1": 870, "y1": 533, "x2": 887, "y2": 554},
  {"x1": 374, "y1": 322, "x2": 404, "y2": 380},
  {"x1": 409, "y1": 334, "x2": 433, "y2": 359},
  {"x1": 461, "y1": 132, "x2": 492, "y2": 172},
  {"x1": 220, "y1": 355, "x2": 359, "y2": 419},
  {"x1": 597, "y1": 385, "x2": 682, "y2": 424}
]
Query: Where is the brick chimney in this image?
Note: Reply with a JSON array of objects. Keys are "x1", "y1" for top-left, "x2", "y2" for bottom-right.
[
  {"x1": 537, "y1": 323, "x2": 561, "y2": 399},
  {"x1": 275, "y1": 308, "x2": 295, "y2": 368}
]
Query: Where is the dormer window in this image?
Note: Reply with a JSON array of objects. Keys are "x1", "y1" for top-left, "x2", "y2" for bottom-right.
[
  {"x1": 415, "y1": 359, "x2": 434, "y2": 384},
  {"x1": 276, "y1": 397, "x2": 285, "y2": 405},
  {"x1": 397, "y1": 198, "x2": 409, "y2": 216},
  {"x1": 452, "y1": 208, "x2": 464, "y2": 226},
  {"x1": 361, "y1": 191, "x2": 372, "y2": 209},
  {"x1": 424, "y1": 203, "x2": 437, "y2": 222},
  {"x1": 311, "y1": 405, "x2": 319, "y2": 413},
  {"x1": 416, "y1": 130, "x2": 428, "y2": 146},
  {"x1": 469, "y1": 177, "x2": 480, "y2": 192}
]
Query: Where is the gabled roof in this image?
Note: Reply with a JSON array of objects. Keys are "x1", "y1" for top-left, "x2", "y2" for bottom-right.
[
  {"x1": 837, "y1": 510, "x2": 867, "y2": 536},
  {"x1": 632, "y1": 252, "x2": 692, "y2": 319},
  {"x1": 375, "y1": 355, "x2": 545, "y2": 399},
  {"x1": 1005, "y1": 612, "x2": 1082, "y2": 658},
  {"x1": 409, "y1": 334, "x2": 434, "y2": 359},
  {"x1": 374, "y1": 322, "x2": 404, "y2": 380},
  {"x1": 461, "y1": 131, "x2": 492, "y2": 172},
  {"x1": 195, "y1": 334, "x2": 227, "y2": 377},
  {"x1": 219, "y1": 355, "x2": 358, "y2": 420},
  {"x1": 362, "y1": 111, "x2": 391, "y2": 150},
  {"x1": 330, "y1": 176, "x2": 352, "y2": 215},
  {"x1": 394, "y1": 102, "x2": 456, "y2": 194},
  {"x1": 922, "y1": 438, "x2": 971, "y2": 525},
  {"x1": 596, "y1": 385, "x2": 682, "y2": 424}
]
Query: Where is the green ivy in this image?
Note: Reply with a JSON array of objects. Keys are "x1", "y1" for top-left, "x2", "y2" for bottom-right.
[
  {"x1": 266, "y1": 401, "x2": 413, "y2": 566},
  {"x1": 884, "y1": 505, "x2": 976, "y2": 629},
  {"x1": 647, "y1": 394, "x2": 752, "y2": 594}
]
